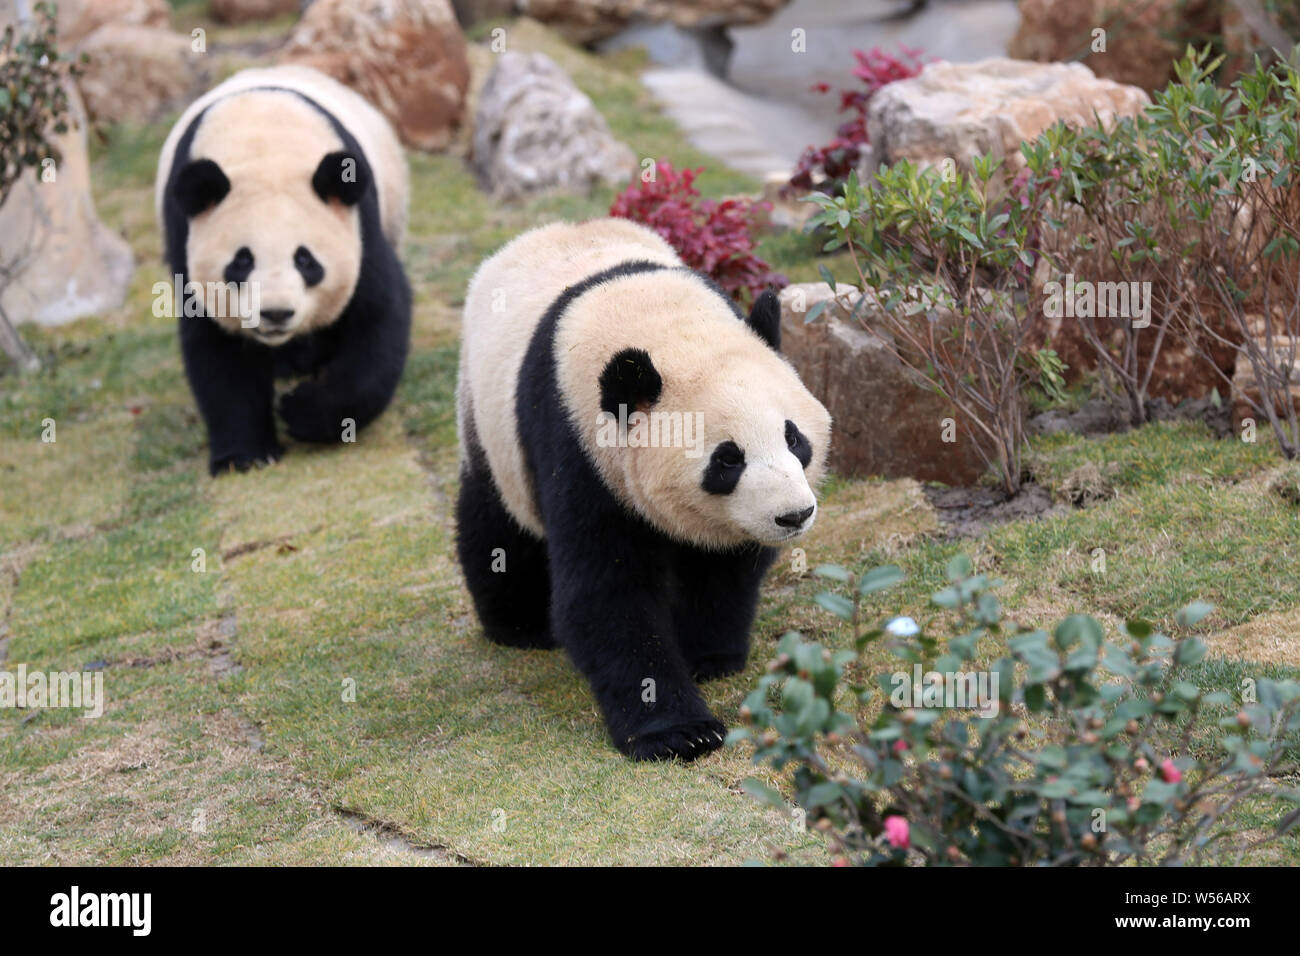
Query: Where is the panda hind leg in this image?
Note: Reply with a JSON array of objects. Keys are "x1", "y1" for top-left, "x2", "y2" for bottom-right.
[{"x1": 455, "y1": 464, "x2": 555, "y2": 649}]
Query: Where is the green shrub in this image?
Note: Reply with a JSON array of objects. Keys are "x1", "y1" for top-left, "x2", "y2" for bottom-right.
[
  {"x1": 804, "y1": 151, "x2": 1064, "y2": 494},
  {"x1": 732, "y1": 557, "x2": 1300, "y2": 866}
]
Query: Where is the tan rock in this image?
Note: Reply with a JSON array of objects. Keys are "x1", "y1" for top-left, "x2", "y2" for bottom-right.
[
  {"x1": 279, "y1": 0, "x2": 469, "y2": 152},
  {"x1": 1009, "y1": 0, "x2": 1219, "y2": 92},
  {"x1": 76, "y1": 24, "x2": 209, "y2": 126},
  {"x1": 471, "y1": 50, "x2": 635, "y2": 200},
  {"x1": 779, "y1": 283, "x2": 990, "y2": 485},
  {"x1": 866, "y1": 58, "x2": 1150, "y2": 176},
  {"x1": 54, "y1": 0, "x2": 170, "y2": 46},
  {"x1": 1231, "y1": 331, "x2": 1300, "y2": 428},
  {"x1": 0, "y1": 84, "x2": 134, "y2": 327},
  {"x1": 451, "y1": 0, "x2": 516, "y2": 27},
  {"x1": 516, "y1": 0, "x2": 787, "y2": 44},
  {"x1": 210, "y1": 0, "x2": 299, "y2": 25}
]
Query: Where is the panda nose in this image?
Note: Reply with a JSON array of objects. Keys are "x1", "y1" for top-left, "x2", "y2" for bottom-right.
[
  {"x1": 774, "y1": 505, "x2": 815, "y2": 529},
  {"x1": 260, "y1": 308, "x2": 295, "y2": 327}
]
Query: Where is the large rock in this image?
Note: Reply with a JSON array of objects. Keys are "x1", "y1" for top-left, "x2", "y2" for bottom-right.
[
  {"x1": 517, "y1": 0, "x2": 788, "y2": 44},
  {"x1": 866, "y1": 58, "x2": 1149, "y2": 176},
  {"x1": 471, "y1": 50, "x2": 635, "y2": 200},
  {"x1": 452, "y1": 0, "x2": 516, "y2": 26},
  {"x1": 54, "y1": 0, "x2": 169, "y2": 46},
  {"x1": 0, "y1": 84, "x2": 134, "y2": 327},
  {"x1": 279, "y1": 0, "x2": 469, "y2": 152},
  {"x1": 1009, "y1": 0, "x2": 1219, "y2": 92},
  {"x1": 779, "y1": 283, "x2": 990, "y2": 485},
  {"x1": 210, "y1": 0, "x2": 299, "y2": 24},
  {"x1": 1230, "y1": 320, "x2": 1300, "y2": 429},
  {"x1": 76, "y1": 24, "x2": 209, "y2": 126}
]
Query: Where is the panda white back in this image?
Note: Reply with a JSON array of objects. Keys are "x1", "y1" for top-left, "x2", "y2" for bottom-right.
[
  {"x1": 458, "y1": 220, "x2": 683, "y2": 536},
  {"x1": 458, "y1": 218, "x2": 830, "y2": 550}
]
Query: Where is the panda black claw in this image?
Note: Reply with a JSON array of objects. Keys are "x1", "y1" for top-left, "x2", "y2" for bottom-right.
[{"x1": 625, "y1": 719, "x2": 728, "y2": 762}]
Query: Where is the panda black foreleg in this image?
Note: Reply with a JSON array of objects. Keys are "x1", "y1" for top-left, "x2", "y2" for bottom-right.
[
  {"x1": 544, "y1": 512, "x2": 725, "y2": 762},
  {"x1": 456, "y1": 460, "x2": 554, "y2": 649},
  {"x1": 278, "y1": 259, "x2": 411, "y2": 443},
  {"x1": 179, "y1": 315, "x2": 283, "y2": 476},
  {"x1": 671, "y1": 543, "x2": 777, "y2": 681}
]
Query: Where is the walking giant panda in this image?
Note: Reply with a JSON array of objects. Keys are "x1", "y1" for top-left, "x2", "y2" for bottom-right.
[
  {"x1": 155, "y1": 65, "x2": 411, "y2": 475},
  {"x1": 457, "y1": 219, "x2": 832, "y2": 762}
]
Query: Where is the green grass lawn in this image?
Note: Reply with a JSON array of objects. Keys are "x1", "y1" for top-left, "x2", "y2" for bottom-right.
[{"x1": 2, "y1": 18, "x2": 1298, "y2": 866}]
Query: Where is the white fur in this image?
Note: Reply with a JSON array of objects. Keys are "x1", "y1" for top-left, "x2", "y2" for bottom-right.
[
  {"x1": 459, "y1": 219, "x2": 831, "y2": 550},
  {"x1": 156, "y1": 65, "x2": 408, "y2": 246}
]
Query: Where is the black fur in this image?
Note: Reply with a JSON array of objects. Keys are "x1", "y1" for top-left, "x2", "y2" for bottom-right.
[
  {"x1": 598, "y1": 348, "x2": 661, "y2": 417},
  {"x1": 701, "y1": 440, "x2": 745, "y2": 495},
  {"x1": 172, "y1": 158, "x2": 230, "y2": 217},
  {"x1": 746, "y1": 289, "x2": 782, "y2": 350},
  {"x1": 457, "y1": 260, "x2": 778, "y2": 762},
  {"x1": 786, "y1": 419, "x2": 812, "y2": 468},
  {"x1": 312, "y1": 150, "x2": 370, "y2": 206},
  {"x1": 162, "y1": 88, "x2": 411, "y2": 475}
]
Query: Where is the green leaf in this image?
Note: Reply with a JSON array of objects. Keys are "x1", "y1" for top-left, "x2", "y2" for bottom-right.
[
  {"x1": 741, "y1": 778, "x2": 786, "y2": 809},
  {"x1": 817, "y1": 264, "x2": 837, "y2": 292},
  {"x1": 858, "y1": 564, "x2": 904, "y2": 594},
  {"x1": 803, "y1": 300, "x2": 828, "y2": 325},
  {"x1": 1174, "y1": 638, "x2": 1207, "y2": 667},
  {"x1": 1175, "y1": 601, "x2": 1214, "y2": 628},
  {"x1": 945, "y1": 554, "x2": 972, "y2": 581},
  {"x1": 812, "y1": 564, "x2": 852, "y2": 583},
  {"x1": 813, "y1": 592, "x2": 855, "y2": 621}
]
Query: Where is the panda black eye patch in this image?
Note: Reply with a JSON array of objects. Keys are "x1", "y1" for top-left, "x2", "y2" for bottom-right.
[
  {"x1": 224, "y1": 247, "x2": 254, "y2": 283},
  {"x1": 786, "y1": 419, "x2": 812, "y2": 468},
  {"x1": 294, "y1": 245, "x2": 325, "y2": 287},
  {"x1": 702, "y1": 441, "x2": 745, "y2": 495}
]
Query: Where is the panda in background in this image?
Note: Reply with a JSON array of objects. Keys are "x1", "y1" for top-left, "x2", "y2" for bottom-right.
[
  {"x1": 155, "y1": 65, "x2": 412, "y2": 475},
  {"x1": 457, "y1": 219, "x2": 832, "y2": 762}
]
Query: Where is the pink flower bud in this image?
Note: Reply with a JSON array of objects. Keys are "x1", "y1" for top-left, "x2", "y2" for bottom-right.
[
  {"x1": 884, "y1": 815, "x2": 910, "y2": 850},
  {"x1": 892, "y1": 739, "x2": 909, "y2": 754},
  {"x1": 1159, "y1": 759, "x2": 1182, "y2": 784}
]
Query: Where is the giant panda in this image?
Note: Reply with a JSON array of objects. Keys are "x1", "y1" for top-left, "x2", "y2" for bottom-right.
[
  {"x1": 155, "y1": 65, "x2": 412, "y2": 475},
  {"x1": 457, "y1": 219, "x2": 832, "y2": 762}
]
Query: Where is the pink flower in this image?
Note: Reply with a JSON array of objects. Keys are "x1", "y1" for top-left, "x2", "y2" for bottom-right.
[
  {"x1": 1159, "y1": 759, "x2": 1183, "y2": 784},
  {"x1": 884, "y1": 815, "x2": 910, "y2": 850},
  {"x1": 892, "y1": 739, "x2": 909, "y2": 754}
]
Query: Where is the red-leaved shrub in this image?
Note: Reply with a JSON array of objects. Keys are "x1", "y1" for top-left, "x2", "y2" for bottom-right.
[
  {"x1": 609, "y1": 161, "x2": 785, "y2": 306},
  {"x1": 786, "y1": 46, "x2": 929, "y2": 195}
]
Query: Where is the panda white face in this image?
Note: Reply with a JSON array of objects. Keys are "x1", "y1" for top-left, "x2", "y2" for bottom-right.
[
  {"x1": 174, "y1": 151, "x2": 366, "y2": 346},
  {"x1": 700, "y1": 413, "x2": 821, "y2": 546},
  {"x1": 603, "y1": 349, "x2": 831, "y2": 551}
]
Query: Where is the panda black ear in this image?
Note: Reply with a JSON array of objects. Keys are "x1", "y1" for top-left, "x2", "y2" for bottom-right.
[
  {"x1": 599, "y1": 348, "x2": 662, "y2": 417},
  {"x1": 312, "y1": 151, "x2": 370, "y2": 206},
  {"x1": 746, "y1": 289, "x2": 781, "y2": 352},
  {"x1": 172, "y1": 158, "x2": 230, "y2": 218}
]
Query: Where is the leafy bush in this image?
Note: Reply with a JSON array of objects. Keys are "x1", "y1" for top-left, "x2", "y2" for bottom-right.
[
  {"x1": 805, "y1": 150, "x2": 1065, "y2": 494},
  {"x1": 786, "y1": 46, "x2": 928, "y2": 197},
  {"x1": 609, "y1": 160, "x2": 785, "y2": 306},
  {"x1": 732, "y1": 557, "x2": 1300, "y2": 866},
  {"x1": 1035, "y1": 46, "x2": 1300, "y2": 439}
]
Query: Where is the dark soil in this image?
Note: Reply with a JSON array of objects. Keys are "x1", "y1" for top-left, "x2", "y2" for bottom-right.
[
  {"x1": 1027, "y1": 395, "x2": 1233, "y2": 439},
  {"x1": 922, "y1": 483, "x2": 1066, "y2": 538}
]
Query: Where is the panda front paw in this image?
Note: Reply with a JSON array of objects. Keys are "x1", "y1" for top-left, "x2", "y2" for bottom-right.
[
  {"x1": 278, "y1": 382, "x2": 342, "y2": 444},
  {"x1": 209, "y1": 444, "x2": 284, "y2": 477},
  {"x1": 622, "y1": 716, "x2": 727, "y2": 762}
]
